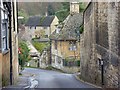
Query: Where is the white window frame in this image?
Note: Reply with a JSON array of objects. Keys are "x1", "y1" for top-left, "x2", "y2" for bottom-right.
[
  {"x1": 69, "y1": 41, "x2": 77, "y2": 51},
  {"x1": 1, "y1": 1, "x2": 9, "y2": 52}
]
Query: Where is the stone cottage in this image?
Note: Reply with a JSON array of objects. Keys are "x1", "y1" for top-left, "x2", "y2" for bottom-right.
[
  {"x1": 50, "y1": 2, "x2": 83, "y2": 73},
  {"x1": 80, "y1": 2, "x2": 120, "y2": 88}
]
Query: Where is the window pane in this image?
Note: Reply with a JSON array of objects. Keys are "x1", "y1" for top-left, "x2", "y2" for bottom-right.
[{"x1": 1, "y1": 8, "x2": 8, "y2": 51}]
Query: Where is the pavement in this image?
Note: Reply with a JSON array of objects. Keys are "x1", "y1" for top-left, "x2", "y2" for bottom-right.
[
  {"x1": 2, "y1": 68, "x2": 102, "y2": 89},
  {"x1": 2, "y1": 69, "x2": 38, "y2": 90}
]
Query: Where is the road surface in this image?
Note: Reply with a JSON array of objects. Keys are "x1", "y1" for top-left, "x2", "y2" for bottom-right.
[{"x1": 22, "y1": 68, "x2": 100, "y2": 88}]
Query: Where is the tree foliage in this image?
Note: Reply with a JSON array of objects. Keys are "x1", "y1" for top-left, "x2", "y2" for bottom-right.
[
  {"x1": 55, "y1": 9, "x2": 69, "y2": 23},
  {"x1": 80, "y1": 25, "x2": 84, "y2": 34},
  {"x1": 79, "y1": 3, "x2": 86, "y2": 12},
  {"x1": 18, "y1": 41, "x2": 31, "y2": 68},
  {"x1": 32, "y1": 41, "x2": 49, "y2": 53},
  {"x1": 18, "y1": 9, "x2": 28, "y2": 24},
  {"x1": 47, "y1": 4, "x2": 55, "y2": 15},
  {"x1": 55, "y1": 2, "x2": 70, "y2": 23}
]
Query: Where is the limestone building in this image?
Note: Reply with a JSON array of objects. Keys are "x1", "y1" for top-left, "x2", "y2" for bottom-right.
[{"x1": 80, "y1": 2, "x2": 120, "y2": 88}]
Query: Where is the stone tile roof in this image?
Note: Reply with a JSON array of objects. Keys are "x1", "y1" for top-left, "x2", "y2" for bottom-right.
[
  {"x1": 50, "y1": 13, "x2": 83, "y2": 40},
  {"x1": 25, "y1": 15, "x2": 55, "y2": 27}
]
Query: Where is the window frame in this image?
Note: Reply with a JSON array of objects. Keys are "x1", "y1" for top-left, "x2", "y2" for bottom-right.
[
  {"x1": 0, "y1": 2, "x2": 9, "y2": 53},
  {"x1": 69, "y1": 41, "x2": 77, "y2": 51},
  {"x1": 54, "y1": 41, "x2": 57, "y2": 50}
]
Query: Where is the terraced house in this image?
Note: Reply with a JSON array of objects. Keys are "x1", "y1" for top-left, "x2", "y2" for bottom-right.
[
  {"x1": 0, "y1": 0, "x2": 18, "y2": 88},
  {"x1": 25, "y1": 15, "x2": 59, "y2": 40}
]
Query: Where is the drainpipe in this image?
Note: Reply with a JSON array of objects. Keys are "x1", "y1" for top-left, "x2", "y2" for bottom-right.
[
  {"x1": 16, "y1": 2, "x2": 19, "y2": 33},
  {"x1": 7, "y1": 2, "x2": 13, "y2": 85},
  {"x1": 49, "y1": 26, "x2": 52, "y2": 65},
  {"x1": 49, "y1": 39, "x2": 52, "y2": 65}
]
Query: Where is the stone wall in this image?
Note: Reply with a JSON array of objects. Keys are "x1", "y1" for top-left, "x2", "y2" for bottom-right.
[
  {"x1": 0, "y1": 54, "x2": 2, "y2": 88},
  {"x1": 106, "y1": 2, "x2": 120, "y2": 87},
  {"x1": 80, "y1": 2, "x2": 101, "y2": 86},
  {"x1": 61, "y1": 67, "x2": 80, "y2": 74},
  {"x1": 80, "y1": 2, "x2": 120, "y2": 88},
  {"x1": 39, "y1": 50, "x2": 50, "y2": 68},
  {"x1": 2, "y1": 52, "x2": 10, "y2": 86}
]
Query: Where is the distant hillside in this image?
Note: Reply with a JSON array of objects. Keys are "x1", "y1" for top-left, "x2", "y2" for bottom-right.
[
  {"x1": 18, "y1": 2, "x2": 86, "y2": 24},
  {"x1": 18, "y1": 2, "x2": 62, "y2": 16}
]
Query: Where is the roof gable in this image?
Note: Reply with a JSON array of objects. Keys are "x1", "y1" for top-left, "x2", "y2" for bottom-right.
[{"x1": 50, "y1": 13, "x2": 83, "y2": 40}]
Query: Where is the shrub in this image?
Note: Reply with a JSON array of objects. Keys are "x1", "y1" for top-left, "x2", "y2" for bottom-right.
[{"x1": 18, "y1": 41, "x2": 31, "y2": 69}]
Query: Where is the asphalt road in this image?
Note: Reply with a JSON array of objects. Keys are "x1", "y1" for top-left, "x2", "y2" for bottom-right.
[{"x1": 22, "y1": 68, "x2": 99, "y2": 89}]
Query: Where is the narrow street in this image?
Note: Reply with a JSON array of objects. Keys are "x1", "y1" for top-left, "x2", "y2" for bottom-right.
[{"x1": 22, "y1": 68, "x2": 98, "y2": 88}]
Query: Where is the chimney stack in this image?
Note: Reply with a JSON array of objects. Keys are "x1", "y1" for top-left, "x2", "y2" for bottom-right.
[{"x1": 70, "y1": 2, "x2": 79, "y2": 14}]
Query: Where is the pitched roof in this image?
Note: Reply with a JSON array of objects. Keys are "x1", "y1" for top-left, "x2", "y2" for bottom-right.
[
  {"x1": 25, "y1": 16, "x2": 55, "y2": 27},
  {"x1": 50, "y1": 13, "x2": 83, "y2": 41}
]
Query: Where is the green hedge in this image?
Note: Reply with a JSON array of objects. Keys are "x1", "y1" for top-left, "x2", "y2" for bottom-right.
[{"x1": 63, "y1": 59, "x2": 80, "y2": 67}]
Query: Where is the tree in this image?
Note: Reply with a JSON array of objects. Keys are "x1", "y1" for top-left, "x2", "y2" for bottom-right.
[
  {"x1": 55, "y1": 2, "x2": 70, "y2": 22},
  {"x1": 47, "y1": 4, "x2": 55, "y2": 15},
  {"x1": 32, "y1": 41, "x2": 49, "y2": 53},
  {"x1": 61, "y1": 2, "x2": 70, "y2": 11},
  {"x1": 18, "y1": 41, "x2": 31, "y2": 69},
  {"x1": 79, "y1": 2, "x2": 86, "y2": 12},
  {"x1": 18, "y1": 9, "x2": 28, "y2": 24}
]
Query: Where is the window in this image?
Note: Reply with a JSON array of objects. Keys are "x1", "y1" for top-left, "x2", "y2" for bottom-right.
[
  {"x1": 69, "y1": 41, "x2": 77, "y2": 51},
  {"x1": 30, "y1": 26, "x2": 32, "y2": 29},
  {"x1": 35, "y1": 26, "x2": 36, "y2": 29},
  {"x1": 0, "y1": 2, "x2": 9, "y2": 52},
  {"x1": 54, "y1": 41, "x2": 57, "y2": 50},
  {"x1": 45, "y1": 35, "x2": 48, "y2": 38},
  {"x1": 43, "y1": 27, "x2": 47, "y2": 29},
  {"x1": 56, "y1": 28, "x2": 60, "y2": 34}
]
